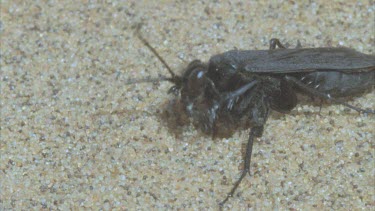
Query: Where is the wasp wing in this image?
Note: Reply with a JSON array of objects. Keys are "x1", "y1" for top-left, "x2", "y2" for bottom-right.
[{"x1": 212, "y1": 47, "x2": 375, "y2": 73}]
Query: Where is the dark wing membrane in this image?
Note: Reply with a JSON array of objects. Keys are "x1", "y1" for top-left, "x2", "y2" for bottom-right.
[{"x1": 235, "y1": 47, "x2": 375, "y2": 73}]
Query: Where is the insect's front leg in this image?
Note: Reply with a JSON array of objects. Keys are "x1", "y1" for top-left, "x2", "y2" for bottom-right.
[{"x1": 220, "y1": 126, "x2": 264, "y2": 207}]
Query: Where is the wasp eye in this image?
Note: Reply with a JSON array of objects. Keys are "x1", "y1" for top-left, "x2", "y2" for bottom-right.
[
  {"x1": 196, "y1": 70, "x2": 204, "y2": 79},
  {"x1": 188, "y1": 69, "x2": 207, "y2": 90}
]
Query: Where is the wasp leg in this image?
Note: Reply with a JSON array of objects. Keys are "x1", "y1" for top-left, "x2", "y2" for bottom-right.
[
  {"x1": 222, "y1": 80, "x2": 258, "y2": 110},
  {"x1": 269, "y1": 38, "x2": 286, "y2": 49},
  {"x1": 270, "y1": 38, "x2": 303, "y2": 49},
  {"x1": 219, "y1": 126, "x2": 264, "y2": 207},
  {"x1": 295, "y1": 40, "x2": 302, "y2": 48},
  {"x1": 285, "y1": 76, "x2": 375, "y2": 114}
]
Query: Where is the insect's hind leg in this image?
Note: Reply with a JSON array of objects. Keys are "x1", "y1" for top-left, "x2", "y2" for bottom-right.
[
  {"x1": 285, "y1": 76, "x2": 375, "y2": 114},
  {"x1": 295, "y1": 40, "x2": 302, "y2": 48},
  {"x1": 270, "y1": 38, "x2": 303, "y2": 49},
  {"x1": 269, "y1": 38, "x2": 286, "y2": 49}
]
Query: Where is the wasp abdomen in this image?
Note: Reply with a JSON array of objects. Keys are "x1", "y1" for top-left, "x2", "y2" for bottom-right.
[{"x1": 299, "y1": 71, "x2": 375, "y2": 97}]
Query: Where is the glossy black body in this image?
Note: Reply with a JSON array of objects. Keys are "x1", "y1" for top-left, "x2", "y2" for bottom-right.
[
  {"x1": 178, "y1": 47, "x2": 375, "y2": 133},
  {"x1": 173, "y1": 44, "x2": 375, "y2": 206}
]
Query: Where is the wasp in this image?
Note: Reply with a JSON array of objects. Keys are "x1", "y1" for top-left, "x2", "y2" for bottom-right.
[{"x1": 132, "y1": 27, "x2": 375, "y2": 206}]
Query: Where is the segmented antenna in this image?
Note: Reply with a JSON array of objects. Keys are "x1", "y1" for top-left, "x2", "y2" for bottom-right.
[
  {"x1": 124, "y1": 75, "x2": 169, "y2": 84},
  {"x1": 134, "y1": 24, "x2": 181, "y2": 86}
]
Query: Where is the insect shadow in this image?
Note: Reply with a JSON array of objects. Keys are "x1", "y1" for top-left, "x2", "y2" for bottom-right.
[
  {"x1": 156, "y1": 97, "x2": 257, "y2": 140},
  {"x1": 128, "y1": 25, "x2": 375, "y2": 207}
]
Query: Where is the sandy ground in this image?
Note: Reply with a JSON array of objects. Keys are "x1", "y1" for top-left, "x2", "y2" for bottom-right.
[{"x1": 1, "y1": 1, "x2": 374, "y2": 210}]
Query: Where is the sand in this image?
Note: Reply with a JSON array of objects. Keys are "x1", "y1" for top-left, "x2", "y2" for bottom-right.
[{"x1": 1, "y1": 1, "x2": 374, "y2": 210}]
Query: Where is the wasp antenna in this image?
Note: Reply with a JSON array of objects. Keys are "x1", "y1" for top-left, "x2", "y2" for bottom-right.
[
  {"x1": 124, "y1": 76, "x2": 173, "y2": 85},
  {"x1": 135, "y1": 24, "x2": 177, "y2": 80}
]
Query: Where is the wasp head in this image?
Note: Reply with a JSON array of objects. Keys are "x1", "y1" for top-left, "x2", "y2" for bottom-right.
[{"x1": 136, "y1": 30, "x2": 221, "y2": 132}]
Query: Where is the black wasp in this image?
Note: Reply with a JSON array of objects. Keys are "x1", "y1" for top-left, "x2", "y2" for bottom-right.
[{"x1": 132, "y1": 27, "x2": 375, "y2": 206}]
